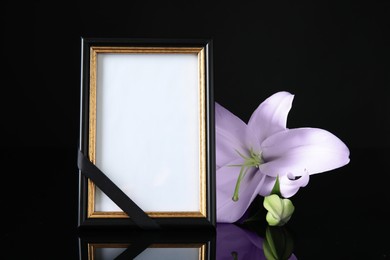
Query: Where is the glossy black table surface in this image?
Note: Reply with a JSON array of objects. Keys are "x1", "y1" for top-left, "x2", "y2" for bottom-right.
[{"x1": 2, "y1": 147, "x2": 389, "y2": 259}]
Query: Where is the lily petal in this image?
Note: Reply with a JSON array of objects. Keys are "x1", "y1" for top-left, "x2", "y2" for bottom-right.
[
  {"x1": 257, "y1": 173, "x2": 309, "y2": 198},
  {"x1": 279, "y1": 172, "x2": 310, "y2": 198},
  {"x1": 247, "y1": 91, "x2": 294, "y2": 144},
  {"x1": 258, "y1": 175, "x2": 277, "y2": 197},
  {"x1": 216, "y1": 102, "x2": 251, "y2": 168},
  {"x1": 260, "y1": 128, "x2": 350, "y2": 177},
  {"x1": 217, "y1": 158, "x2": 266, "y2": 223}
]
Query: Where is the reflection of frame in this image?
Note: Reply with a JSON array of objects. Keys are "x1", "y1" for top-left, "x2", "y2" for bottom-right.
[
  {"x1": 79, "y1": 229, "x2": 214, "y2": 259},
  {"x1": 78, "y1": 38, "x2": 215, "y2": 229},
  {"x1": 87, "y1": 243, "x2": 206, "y2": 260}
]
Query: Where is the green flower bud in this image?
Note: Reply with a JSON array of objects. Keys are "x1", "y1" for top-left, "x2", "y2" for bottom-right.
[{"x1": 263, "y1": 194, "x2": 294, "y2": 226}]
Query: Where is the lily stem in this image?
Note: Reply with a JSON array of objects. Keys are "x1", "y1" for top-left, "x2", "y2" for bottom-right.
[{"x1": 232, "y1": 166, "x2": 249, "y2": 201}]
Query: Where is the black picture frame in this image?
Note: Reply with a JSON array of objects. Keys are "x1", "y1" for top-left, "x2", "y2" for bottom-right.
[{"x1": 78, "y1": 38, "x2": 215, "y2": 229}]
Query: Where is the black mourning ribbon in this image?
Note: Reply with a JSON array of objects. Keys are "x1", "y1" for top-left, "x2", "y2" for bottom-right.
[{"x1": 77, "y1": 150, "x2": 160, "y2": 230}]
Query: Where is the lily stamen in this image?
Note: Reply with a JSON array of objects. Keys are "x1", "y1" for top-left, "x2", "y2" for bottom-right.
[{"x1": 230, "y1": 148, "x2": 263, "y2": 201}]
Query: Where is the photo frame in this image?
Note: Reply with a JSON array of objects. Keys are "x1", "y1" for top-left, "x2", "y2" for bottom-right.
[{"x1": 78, "y1": 38, "x2": 215, "y2": 229}]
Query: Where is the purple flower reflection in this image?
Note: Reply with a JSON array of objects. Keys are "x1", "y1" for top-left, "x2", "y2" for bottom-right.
[
  {"x1": 217, "y1": 223, "x2": 266, "y2": 260},
  {"x1": 216, "y1": 224, "x2": 298, "y2": 260}
]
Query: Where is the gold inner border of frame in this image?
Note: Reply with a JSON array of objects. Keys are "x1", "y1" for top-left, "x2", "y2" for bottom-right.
[
  {"x1": 88, "y1": 243, "x2": 206, "y2": 260},
  {"x1": 87, "y1": 46, "x2": 207, "y2": 219}
]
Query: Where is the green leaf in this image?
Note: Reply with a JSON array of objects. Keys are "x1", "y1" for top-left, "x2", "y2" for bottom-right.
[{"x1": 271, "y1": 176, "x2": 281, "y2": 197}]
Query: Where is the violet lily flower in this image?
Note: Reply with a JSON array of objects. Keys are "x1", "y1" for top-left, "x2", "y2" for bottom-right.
[{"x1": 216, "y1": 91, "x2": 350, "y2": 223}]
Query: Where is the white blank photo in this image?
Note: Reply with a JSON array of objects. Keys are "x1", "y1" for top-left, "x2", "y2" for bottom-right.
[{"x1": 94, "y1": 52, "x2": 200, "y2": 212}]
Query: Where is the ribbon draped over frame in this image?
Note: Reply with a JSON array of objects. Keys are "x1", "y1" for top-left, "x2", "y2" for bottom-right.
[{"x1": 77, "y1": 150, "x2": 161, "y2": 230}]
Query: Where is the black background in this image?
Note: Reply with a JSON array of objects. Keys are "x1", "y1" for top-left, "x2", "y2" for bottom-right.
[{"x1": 3, "y1": 0, "x2": 389, "y2": 259}]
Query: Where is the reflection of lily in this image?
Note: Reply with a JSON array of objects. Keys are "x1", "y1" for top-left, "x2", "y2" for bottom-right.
[
  {"x1": 263, "y1": 226, "x2": 296, "y2": 260},
  {"x1": 217, "y1": 223, "x2": 266, "y2": 260},
  {"x1": 216, "y1": 91, "x2": 350, "y2": 223},
  {"x1": 216, "y1": 224, "x2": 297, "y2": 260}
]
